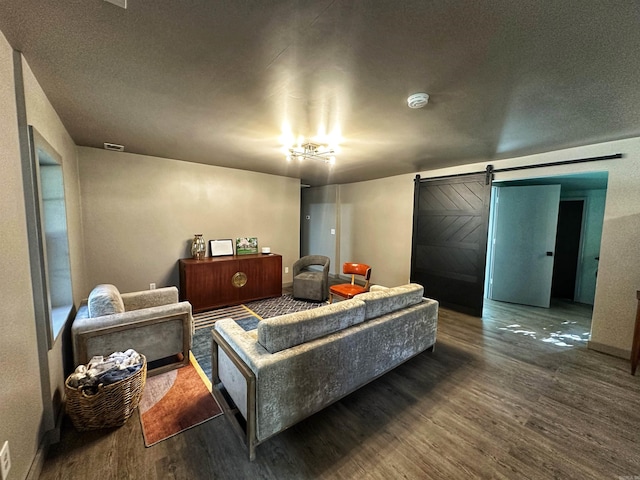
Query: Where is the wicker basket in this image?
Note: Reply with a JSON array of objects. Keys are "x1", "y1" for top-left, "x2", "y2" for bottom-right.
[{"x1": 65, "y1": 355, "x2": 147, "y2": 431}]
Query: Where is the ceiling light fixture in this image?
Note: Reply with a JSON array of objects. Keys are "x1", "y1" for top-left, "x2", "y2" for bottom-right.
[
  {"x1": 407, "y1": 92, "x2": 429, "y2": 109},
  {"x1": 287, "y1": 142, "x2": 336, "y2": 165}
]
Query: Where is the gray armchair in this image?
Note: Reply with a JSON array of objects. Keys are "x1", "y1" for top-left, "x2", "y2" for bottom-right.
[
  {"x1": 71, "y1": 284, "x2": 193, "y2": 376},
  {"x1": 292, "y1": 255, "x2": 330, "y2": 302}
]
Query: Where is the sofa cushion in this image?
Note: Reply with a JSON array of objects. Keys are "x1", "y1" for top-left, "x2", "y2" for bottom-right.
[
  {"x1": 257, "y1": 299, "x2": 366, "y2": 354},
  {"x1": 88, "y1": 284, "x2": 125, "y2": 317},
  {"x1": 354, "y1": 283, "x2": 424, "y2": 320}
]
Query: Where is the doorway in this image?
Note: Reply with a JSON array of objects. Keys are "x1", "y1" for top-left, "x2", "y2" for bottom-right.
[
  {"x1": 486, "y1": 172, "x2": 608, "y2": 309},
  {"x1": 484, "y1": 172, "x2": 607, "y2": 348},
  {"x1": 551, "y1": 200, "x2": 585, "y2": 301}
]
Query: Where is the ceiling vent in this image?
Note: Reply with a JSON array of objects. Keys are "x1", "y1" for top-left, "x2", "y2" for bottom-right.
[
  {"x1": 104, "y1": 0, "x2": 127, "y2": 8},
  {"x1": 104, "y1": 142, "x2": 124, "y2": 152},
  {"x1": 407, "y1": 93, "x2": 430, "y2": 109}
]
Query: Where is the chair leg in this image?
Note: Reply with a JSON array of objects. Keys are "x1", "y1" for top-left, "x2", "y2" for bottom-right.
[{"x1": 329, "y1": 293, "x2": 333, "y2": 303}]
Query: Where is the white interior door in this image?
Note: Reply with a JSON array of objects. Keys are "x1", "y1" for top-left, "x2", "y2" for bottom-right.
[{"x1": 489, "y1": 184, "x2": 561, "y2": 308}]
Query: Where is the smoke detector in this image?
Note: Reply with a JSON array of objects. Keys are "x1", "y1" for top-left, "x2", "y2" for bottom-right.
[{"x1": 407, "y1": 93, "x2": 429, "y2": 109}]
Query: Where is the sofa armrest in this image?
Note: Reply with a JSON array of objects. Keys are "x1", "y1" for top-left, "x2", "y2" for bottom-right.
[
  {"x1": 72, "y1": 301, "x2": 191, "y2": 332},
  {"x1": 214, "y1": 319, "x2": 271, "y2": 371},
  {"x1": 121, "y1": 286, "x2": 179, "y2": 311},
  {"x1": 213, "y1": 320, "x2": 269, "y2": 461}
]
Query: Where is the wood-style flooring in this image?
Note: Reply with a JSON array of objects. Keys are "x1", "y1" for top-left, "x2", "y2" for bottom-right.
[{"x1": 39, "y1": 299, "x2": 640, "y2": 479}]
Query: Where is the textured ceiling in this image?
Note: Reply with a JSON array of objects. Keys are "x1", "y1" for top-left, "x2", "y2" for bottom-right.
[{"x1": 1, "y1": 1, "x2": 639, "y2": 186}]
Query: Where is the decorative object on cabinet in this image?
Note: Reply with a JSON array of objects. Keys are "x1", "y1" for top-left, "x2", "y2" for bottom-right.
[
  {"x1": 179, "y1": 253, "x2": 282, "y2": 312},
  {"x1": 191, "y1": 234, "x2": 206, "y2": 259},
  {"x1": 236, "y1": 237, "x2": 258, "y2": 255},
  {"x1": 210, "y1": 239, "x2": 234, "y2": 257}
]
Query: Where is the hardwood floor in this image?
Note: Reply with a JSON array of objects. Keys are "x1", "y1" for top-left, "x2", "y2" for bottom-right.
[{"x1": 40, "y1": 299, "x2": 639, "y2": 480}]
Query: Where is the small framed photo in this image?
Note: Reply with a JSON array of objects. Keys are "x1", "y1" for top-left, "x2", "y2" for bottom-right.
[
  {"x1": 209, "y1": 239, "x2": 234, "y2": 257},
  {"x1": 236, "y1": 237, "x2": 258, "y2": 255}
]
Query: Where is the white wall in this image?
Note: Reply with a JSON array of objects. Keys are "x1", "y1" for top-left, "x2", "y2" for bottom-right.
[
  {"x1": 338, "y1": 138, "x2": 640, "y2": 358},
  {"x1": 0, "y1": 34, "x2": 45, "y2": 480},
  {"x1": 21, "y1": 54, "x2": 86, "y2": 443},
  {"x1": 22, "y1": 58, "x2": 85, "y2": 307},
  {"x1": 78, "y1": 147, "x2": 301, "y2": 295},
  {"x1": 338, "y1": 174, "x2": 415, "y2": 287}
]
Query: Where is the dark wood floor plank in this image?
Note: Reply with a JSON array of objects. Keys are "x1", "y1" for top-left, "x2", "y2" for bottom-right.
[
  {"x1": 39, "y1": 298, "x2": 640, "y2": 480},
  {"x1": 523, "y1": 411, "x2": 640, "y2": 476}
]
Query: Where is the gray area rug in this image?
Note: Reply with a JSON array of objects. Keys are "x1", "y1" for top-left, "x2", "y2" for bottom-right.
[
  {"x1": 192, "y1": 294, "x2": 327, "y2": 380},
  {"x1": 244, "y1": 293, "x2": 327, "y2": 319}
]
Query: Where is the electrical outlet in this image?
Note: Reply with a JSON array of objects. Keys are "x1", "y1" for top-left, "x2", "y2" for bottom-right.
[
  {"x1": 149, "y1": 283, "x2": 156, "y2": 290},
  {"x1": 285, "y1": 267, "x2": 289, "y2": 274},
  {"x1": 1, "y1": 441, "x2": 11, "y2": 480}
]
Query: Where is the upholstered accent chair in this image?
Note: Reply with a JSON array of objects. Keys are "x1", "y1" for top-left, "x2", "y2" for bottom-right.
[
  {"x1": 71, "y1": 284, "x2": 193, "y2": 376},
  {"x1": 329, "y1": 262, "x2": 371, "y2": 303},
  {"x1": 292, "y1": 255, "x2": 331, "y2": 302}
]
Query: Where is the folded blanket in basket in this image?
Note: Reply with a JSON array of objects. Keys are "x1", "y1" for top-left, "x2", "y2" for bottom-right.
[{"x1": 67, "y1": 349, "x2": 143, "y2": 392}]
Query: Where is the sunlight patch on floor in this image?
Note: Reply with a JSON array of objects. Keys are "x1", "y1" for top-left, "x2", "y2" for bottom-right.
[{"x1": 498, "y1": 322, "x2": 590, "y2": 347}]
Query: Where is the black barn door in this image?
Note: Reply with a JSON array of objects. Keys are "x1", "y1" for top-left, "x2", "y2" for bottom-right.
[{"x1": 411, "y1": 173, "x2": 492, "y2": 316}]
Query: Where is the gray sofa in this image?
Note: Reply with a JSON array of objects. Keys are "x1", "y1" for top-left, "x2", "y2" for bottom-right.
[
  {"x1": 212, "y1": 283, "x2": 438, "y2": 459},
  {"x1": 71, "y1": 284, "x2": 193, "y2": 376}
]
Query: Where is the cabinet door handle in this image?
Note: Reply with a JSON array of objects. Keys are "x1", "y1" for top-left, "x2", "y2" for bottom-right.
[
  {"x1": 546, "y1": 251, "x2": 554, "y2": 257},
  {"x1": 232, "y1": 271, "x2": 247, "y2": 288}
]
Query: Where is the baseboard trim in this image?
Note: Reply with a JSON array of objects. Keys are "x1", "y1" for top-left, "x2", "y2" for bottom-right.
[
  {"x1": 26, "y1": 427, "x2": 58, "y2": 480},
  {"x1": 27, "y1": 442, "x2": 48, "y2": 480},
  {"x1": 27, "y1": 401, "x2": 64, "y2": 479},
  {"x1": 587, "y1": 340, "x2": 630, "y2": 360}
]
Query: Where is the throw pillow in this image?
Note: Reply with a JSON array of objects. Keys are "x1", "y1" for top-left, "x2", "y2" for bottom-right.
[{"x1": 88, "y1": 284, "x2": 125, "y2": 317}]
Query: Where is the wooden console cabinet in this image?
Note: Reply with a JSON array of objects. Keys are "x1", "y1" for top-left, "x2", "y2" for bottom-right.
[{"x1": 179, "y1": 254, "x2": 282, "y2": 312}]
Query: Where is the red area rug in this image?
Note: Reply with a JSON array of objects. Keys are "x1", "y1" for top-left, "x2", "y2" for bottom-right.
[{"x1": 139, "y1": 356, "x2": 222, "y2": 446}]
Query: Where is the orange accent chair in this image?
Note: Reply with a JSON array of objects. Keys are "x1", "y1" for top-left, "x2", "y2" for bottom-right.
[{"x1": 329, "y1": 263, "x2": 372, "y2": 303}]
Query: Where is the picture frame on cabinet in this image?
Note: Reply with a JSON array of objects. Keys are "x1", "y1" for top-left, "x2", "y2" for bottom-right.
[
  {"x1": 236, "y1": 237, "x2": 258, "y2": 255},
  {"x1": 209, "y1": 239, "x2": 234, "y2": 257}
]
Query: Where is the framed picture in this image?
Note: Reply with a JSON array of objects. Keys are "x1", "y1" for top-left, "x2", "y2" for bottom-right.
[
  {"x1": 236, "y1": 237, "x2": 258, "y2": 255},
  {"x1": 209, "y1": 239, "x2": 234, "y2": 257}
]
